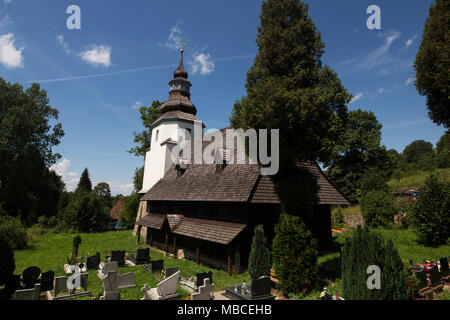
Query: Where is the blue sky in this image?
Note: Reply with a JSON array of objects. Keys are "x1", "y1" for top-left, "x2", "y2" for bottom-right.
[{"x1": 0, "y1": 0, "x2": 445, "y2": 195}]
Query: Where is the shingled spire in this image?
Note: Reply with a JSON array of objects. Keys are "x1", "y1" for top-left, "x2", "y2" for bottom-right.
[{"x1": 159, "y1": 49, "x2": 197, "y2": 116}]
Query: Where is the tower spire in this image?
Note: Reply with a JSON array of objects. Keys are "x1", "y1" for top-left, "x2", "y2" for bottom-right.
[
  {"x1": 174, "y1": 48, "x2": 188, "y2": 79},
  {"x1": 159, "y1": 49, "x2": 196, "y2": 116}
]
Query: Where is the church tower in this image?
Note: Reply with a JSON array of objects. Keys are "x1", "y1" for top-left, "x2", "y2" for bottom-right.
[{"x1": 140, "y1": 49, "x2": 203, "y2": 194}]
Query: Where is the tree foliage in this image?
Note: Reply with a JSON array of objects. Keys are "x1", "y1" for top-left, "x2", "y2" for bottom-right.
[
  {"x1": 59, "y1": 191, "x2": 108, "y2": 233},
  {"x1": 272, "y1": 214, "x2": 318, "y2": 295},
  {"x1": 414, "y1": 0, "x2": 450, "y2": 129},
  {"x1": 410, "y1": 174, "x2": 450, "y2": 246},
  {"x1": 229, "y1": 0, "x2": 351, "y2": 219},
  {"x1": 133, "y1": 166, "x2": 144, "y2": 193},
  {"x1": 403, "y1": 140, "x2": 434, "y2": 165},
  {"x1": 119, "y1": 193, "x2": 140, "y2": 226},
  {"x1": 128, "y1": 101, "x2": 162, "y2": 157},
  {"x1": 93, "y1": 182, "x2": 112, "y2": 208},
  {"x1": 325, "y1": 109, "x2": 391, "y2": 202},
  {"x1": 248, "y1": 225, "x2": 272, "y2": 280},
  {"x1": 0, "y1": 233, "x2": 15, "y2": 287},
  {"x1": 0, "y1": 79, "x2": 64, "y2": 223},
  {"x1": 436, "y1": 132, "x2": 450, "y2": 168},
  {"x1": 360, "y1": 190, "x2": 397, "y2": 228},
  {"x1": 76, "y1": 168, "x2": 92, "y2": 193},
  {"x1": 0, "y1": 215, "x2": 28, "y2": 250},
  {"x1": 342, "y1": 226, "x2": 409, "y2": 300}
]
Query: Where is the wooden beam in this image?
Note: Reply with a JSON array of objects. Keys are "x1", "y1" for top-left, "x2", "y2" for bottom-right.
[
  {"x1": 136, "y1": 225, "x2": 142, "y2": 244},
  {"x1": 173, "y1": 236, "x2": 177, "y2": 257},
  {"x1": 165, "y1": 232, "x2": 169, "y2": 256},
  {"x1": 196, "y1": 246, "x2": 200, "y2": 265}
]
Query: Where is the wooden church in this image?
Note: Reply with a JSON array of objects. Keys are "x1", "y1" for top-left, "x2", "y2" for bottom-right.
[{"x1": 134, "y1": 50, "x2": 350, "y2": 275}]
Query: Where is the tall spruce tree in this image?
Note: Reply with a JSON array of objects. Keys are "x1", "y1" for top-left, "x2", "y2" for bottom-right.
[
  {"x1": 248, "y1": 225, "x2": 272, "y2": 280},
  {"x1": 341, "y1": 226, "x2": 408, "y2": 300},
  {"x1": 76, "y1": 168, "x2": 92, "y2": 193},
  {"x1": 230, "y1": 0, "x2": 351, "y2": 219}
]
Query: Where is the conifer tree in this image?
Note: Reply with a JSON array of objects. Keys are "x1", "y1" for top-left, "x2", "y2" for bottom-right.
[
  {"x1": 272, "y1": 214, "x2": 318, "y2": 295},
  {"x1": 230, "y1": 0, "x2": 351, "y2": 219},
  {"x1": 76, "y1": 168, "x2": 92, "y2": 193},
  {"x1": 341, "y1": 226, "x2": 408, "y2": 300},
  {"x1": 248, "y1": 225, "x2": 272, "y2": 280}
]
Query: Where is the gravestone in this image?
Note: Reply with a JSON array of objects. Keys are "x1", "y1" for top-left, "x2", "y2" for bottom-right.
[
  {"x1": 196, "y1": 271, "x2": 213, "y2": 288},
  {"x1": 86, "y1": 252, "x2": 101, "y2": 270},
  {"x1": 99, "y1": 271, "x2": 136, "y2": 300},
  {"x1": 118, "y1": 272, "x2": 136, "y2": 289},
  {"x1": 21, "y1": 266, "x2": 41, "y2": 289},
  {"x1": 191, "y1": 278, "x2": 215, "y2": 300},
  {"x1": 144, "y1": 260, "x2": 164, "y2": 273},
  {"x1": 39, "y1": 270, "x2": 55, "y2": 292},
  {"x1": 14, "y1": 284, "x2": 41, "y2": 300},
  {"x1": 52, "y1": 273, "x2": 89, "y2": 297},
  {"x1": 110, "y1": 250, "x2": 126, "y2": 266},
  {"x1": 165, "y1": 267, "x2": 179, "y2": 278},
  {"x1": 141, "y1": 271, "x2": 180, "y2": 300},
  {"x1": 98, "y1": 261, "x2": 119, "y2": 278},
  {"x1": 250, "y1": 276, "x2": 272, "y2": 299}
]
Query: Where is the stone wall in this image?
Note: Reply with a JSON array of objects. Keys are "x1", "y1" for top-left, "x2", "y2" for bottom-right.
[{"x1": 343, "y1": 214, "x2": 365, "y2": 229}]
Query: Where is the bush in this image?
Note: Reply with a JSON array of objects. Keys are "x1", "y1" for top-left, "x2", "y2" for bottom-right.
[
  {"x1": 248, "y1": 225, "x2": 272, "y2": 280},
  {"x1": 119, "y1": 193, "x2": 140, "y2": 226},
  {"x1": 332, "y1": 206, "x2": 345, "y2": 225},
  {"x1": 360, "y1": 190, "x2": 397, "y2": 228},
  {"x1": 0, "y1": 215, "x2": 27, "y2": 249},
  {"x1": 341, "y1": 226, "x2": 409, "y2": 300},
  {"x1": 410, "y1": 175, "x2": 450, "y2": 246},
  {"x1": 58, "y1": 191, "x2": 109, "y2": 233},
  {"x1": 360, "y1": 169, "x2": 390, "y2": 197},
  {"x1": 272, "y1": 214, "x2": 318, "y2": 295},
  {"x1": 0, "y1": 233, "x2": 15, "y2": 286}
]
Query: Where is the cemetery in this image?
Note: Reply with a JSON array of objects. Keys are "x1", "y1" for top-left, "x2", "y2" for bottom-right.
[{"x1": 2, "y1": 226, "x2": 449, "y2": 301}]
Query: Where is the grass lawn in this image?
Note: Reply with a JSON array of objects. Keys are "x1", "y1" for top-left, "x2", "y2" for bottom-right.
[
  {"x1": 388, "y1": 168, "x2": 450, "y2": 191},
  {"x1": 13, "y1": 230, "x2": 250, "y2": 300},
  {"x1": 328, "y1": 228, "x2": 450, "y2": 264},
  {"x1": 331, "y1": 205, "x2": 361, "y2": 216}
]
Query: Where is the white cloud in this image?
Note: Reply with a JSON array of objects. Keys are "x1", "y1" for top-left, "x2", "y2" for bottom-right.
[
  {"x1": 163, "y1": 23, "x2": 185, "y2": 50},
  {"x1": 342, "y1": 31, "x2": 401, "y2": 73},
  {"x1": 56, "y1": 35, "x2": 72, "y2": 55},
  {"x1": 79, "y1": 45, "x2": 112, "y2": 67},
  {"x1": 108, "y1": 182, "x2": 134, "y2": 196},
  {"x1": 405, "y1": 77, "x2": 415, "y2": 86},
  {"x1": 0, "y1": 33, "x2": 24, "y2": 68},
  {"x1": 404, "y1": 34, "x2": 419, "y2": 48},
  {"x1": 350, "y1": 92, "x2": 364, "y2": 104},
  {"x1": 0, "y1": 14, "x2": 11, "y2": 30},
  {"x1": 50, "y1": 159, "x2": 79, "y2": 192},
  {"x1": 190, "y1": 52, "x2": 215, "y2": 75},
  {"x1": 3, "y1": 0, "x2": 12, "y2": 4},
  {"x1": 131, "y1": 101, "x2": 142, "y2": 109}
]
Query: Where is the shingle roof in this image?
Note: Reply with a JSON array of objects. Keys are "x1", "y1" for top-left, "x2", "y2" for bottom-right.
[
  {"x1": 110, "y1": 197, "x2": 125, "y2": 220},
  {"x1": 141, "y1": 128, "x2": 350, "y2": 205},
  {"x1": 171, "y1": 217, "x2": 247, "y2": 245},
  {"x1": 135, "y1": 213, "x2": 166, "y2": 229}
]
